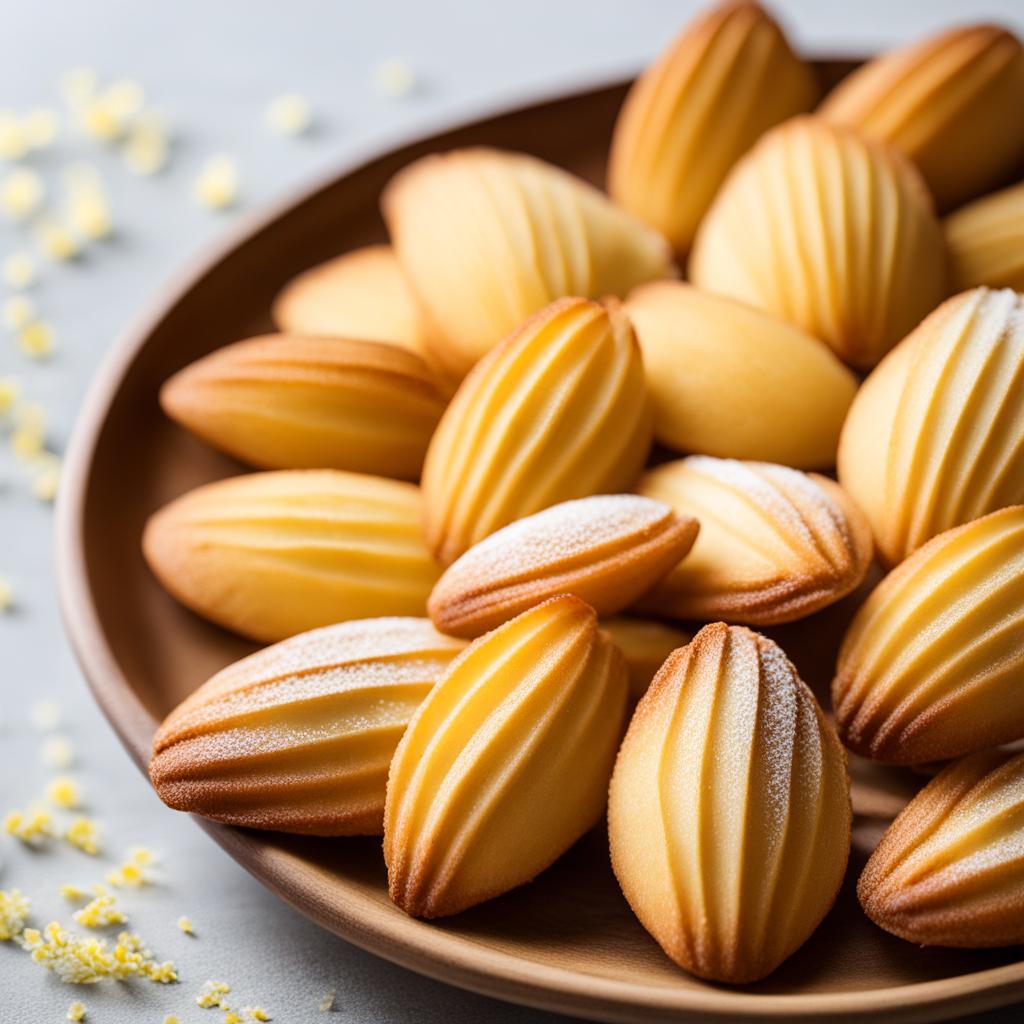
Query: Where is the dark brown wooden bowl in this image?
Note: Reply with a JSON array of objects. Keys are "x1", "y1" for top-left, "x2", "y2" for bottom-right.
[{"x1": 57, "y1": 73, "x2": 1024, "y2": 1023}]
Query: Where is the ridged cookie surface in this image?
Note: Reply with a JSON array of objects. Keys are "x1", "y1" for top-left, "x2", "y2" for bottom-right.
[
  {"x1": 385, "y1": 595, "x2": 628, "y2": 918},
  {"x1": 149, "y1": 618, "x2": 466, "y2": 835},
  {"x1": 422, "y1": 297, "x2": 652, "y2": 564},
  {"x1": 143, "y1": 470, "x2": 440, "y2": 642},
  {"x1": 838, "y1": 287, "x2": 1024, "y2": 567},
  {"x1": 608, "y1": 0, "x2": 817, "y2": 253},
  {"x1": 609, "y1": 623, "x2": 851, "y2": 982},
  {"x1": 689, "y1": 116, "x2": 945, "y2": 368},
  {"x1": 859, "y1": 748, "x2": 1024, "y2": 947},
  {"x1": 160, "y1": 334, "x2": 447, "y2": 480},
  {"x1": 833, "y1": 506, "x2": 1024, "y2": 764},
  {"x1": 383, "y1": 147, "x2": 675, "y2": 376},
  {"x1": 638, "y1": 456, "x2": 872, "y2": 625},
  {"x1": 428, "y1": 494, "x2": 697, "y2": 638}
]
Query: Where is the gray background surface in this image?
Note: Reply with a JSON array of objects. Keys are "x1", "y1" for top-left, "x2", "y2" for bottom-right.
[{"x1": 1, "y1": 2, "x2": 1022, "y2": 1022}]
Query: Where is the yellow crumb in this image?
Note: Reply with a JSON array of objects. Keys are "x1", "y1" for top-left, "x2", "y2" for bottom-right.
[
  {"x1": 24, "y1": 109, "x2": 59, "y2": 149},
  {"x1": 12, "y1": 425, "x2": 44, "y2": 459},
  {"x1": 20, "y1": 922, "x2": 176, "y2": 984},
  {"x1": 197, "y1": 979, "x2": 231, "y2": 1008},
  {"x1": 46, "y1": 776, "x2": 81, "y2": 809},
  {"x1": 266, "y1": 94, "x2": 313, "y2": 136},
  {"x1": 145, "y1": 960, "x2": 179, "y2": 984},
  {"x1": 193, "y1": 155, "x2": 238, "y2": 210},
  {"x1": 372, "y1": 58, "x2": 418, "y2": 98},
  {"x1": 0, "y1": 110, "x2": 28, "y2": 160},
  {"x1": 31, "y1": 459, "x2": 61, "y2": 502},
  {"x1": 33, "y1": 219, "x2": 79, "y2": 262},
  {"x1": 68, "y1": 192, "x2": 112, "y2": 240},
  {"x1": 18, "y1": 319, "x2": 54, "y2": 359},
  {"x1": 80, "y1": 99, "x2": 121, "y2": 142},
  {"x1": 4, "y1": 294, "x2": 36, "y2": 329},
  {"x1": 163, "y1": 1018, "x2": 181, "y2": 1024},
  {"x1": 60, "y1": 885, "x2": 86, "y2": 902},
  {"x1": 0, "y1": 578, "x2": 12, "y2": 613},
  {"x1": 1, "y1": 168, "x2": 44, "y2": 221},
  {"x1": 66, "y1": 1001, "x2": 86, "y2": 1022},
  {"x1": 42, "y1": 735, "x2": 74, "y2": 767},
  {"x1": 245, "y1": 1008, "x2": 271, "y2": 1022},
  {"x1": 318, "y1": 990, "x2": 335, "y2": 1012},
  {"x1": 5, "y1": 806, "x2": 55, "y2": 844},
  {"x1": 177, "y1": 915, "x2": 194, "y2": 935},
  {"x1": 65, "y1": 817, "x2": 101, "y2": 856},
  {"x1": 224, "y1": 1014, "x2": 242, "y2": 1024},
  {"x1": 4, "y1": 252, "x2": 36, "y2": 289},
  {"x1": 0, "y1": 889, "x2": 30, "y2": 940},
  {"x1": 106, "y1": 852, "x2": 151, "y2": 887},
  {"x1": 122, "y1": 112, "x2": 169, "y2": 176},
  {"x1": 0, "y1": 375, "x2": 20, "y2": 413},
  {"x1": 73, "y1": 890, "x2": 126, "y2": 929}
]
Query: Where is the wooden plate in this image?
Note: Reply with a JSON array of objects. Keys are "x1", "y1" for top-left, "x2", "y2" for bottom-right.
[{"x1": 57, "y1": 72, "x2": 1024, "y2": 1023}]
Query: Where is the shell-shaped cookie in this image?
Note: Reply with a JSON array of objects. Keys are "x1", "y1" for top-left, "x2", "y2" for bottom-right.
[
  {"x1": 149, "y1": 618, "x2": 466, "y2": 836},
  {"x1": 626, "y1": 282, "x2": 857, "y2": 466},
  {"x1": 946, "y1": 180, "x2": 1024, "y2": 292},
  {"x1": 689, "y1": 116, "x2": 945, "y2": 369},
  {"x1": 384, "y1": 595, "x2": 628, "y2": 918},
  {"x1": 428, "y1": 494, "x2": 698, "y2": 638},
  {"x1": 859, "y1": 748, "x2": 1024, "y2": 947},
  {"x1": 608, "y1": 1, "x2": 818, "y2": 253},
  {"x1": 421, "y1": 297, "x2": 653, "y2": 565},
  {"x1": 271, "y1": 245, "x2": 426, "y2": 356},
  {"x1": 601, "y1": 617, "x2": 690, "y2": 702},
  {"x1": 142, "y1": 470, "x2": 441, "y2": 642},
  {"x1": 819, "y1": 25, "x2": 1024, "y2": 211},
  {"x1": 833, "y1": 507, "x2": 1024, "y2": 765},
  {"x1": 383, "y1": 147, "x2": 676, "y2": 377},
  {"x1": 838, "y1": 287, "x2": 1024, "y2": 567},
  {"x1": 637, "y1": 456, "x2": 873, "y2": 625},
  {"x1": 160, "y1": 334, "x2": 447, "y2": 480},
  {"x1": 609, "y1": 623, "x2": 851, "y2": 983}
]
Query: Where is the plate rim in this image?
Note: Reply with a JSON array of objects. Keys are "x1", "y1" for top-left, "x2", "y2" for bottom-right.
[{"x1": 55, "y1": 77, "x2": 1024, "y2": 1024}]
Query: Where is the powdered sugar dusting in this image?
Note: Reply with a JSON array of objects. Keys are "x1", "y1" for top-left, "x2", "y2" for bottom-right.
[
  {"x1": 170, "y1": 617, "x2": 463, "y2": 728},
  {"x1": 443, "y1": 494, "x2": 671, "y2": 584},
  {"x1": 754, "y1": 636, "x2": 800, "y2": 838},
  {"x1": 689, "y1": 456, "x2": 851, "y2": 570}
]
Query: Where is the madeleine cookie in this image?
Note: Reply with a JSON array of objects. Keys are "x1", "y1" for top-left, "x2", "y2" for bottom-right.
[
  {"x1": 820, "y1": 24, "x2": 1024, "y2": 210},
  {"x1": 385, "y1": 596, "x2": 628, "y2": 918},
  {"x1": 638, "y1": 456, "x2": 872, "y2": 625},
  {"x1": 160, "y1": 334, "x2": 447, "y2": 480},
  {"x1": 689, "y1": 116, "x2": 945, "y2": 368},
  {"x1": 833, "y1": 507, "x2": 1024, "y2": 764},
  {"x1": 609, "y1": 623, "x2": 851, "y2": 982},
  {"x1": 859, "y1": 748, "x2": 1024, "y2": 947},
  {"x1": 271, "y1": 245, "x2": 426, "y2": 356},
  {"x1": 149, "y1": 618, "x2": 466, "y2": 835},
  {"x1": 428, "y1": 494, "x2": 698, "y2": 638},
  {"x1": 838, "y1": 287, "x2": 1024, "y2": 567},
  {"x1": 945, "y1": 180, "x2": 1024, "y2": 293},
  {"x1": 383, "y1": 147, "x2": 675, "y2": 377},
  {"x1": 608, "y1": 0, "x2": 817, "y2": 253},
  {"x1": 422, "y1": 297, "x2": 652, "y2": 564},
  {"x1": 626, "y1": 282, "x2": 857, "y2": 466},
  {"x1": 143, "y1": 470, "x2": 440, "y2": 642}
]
